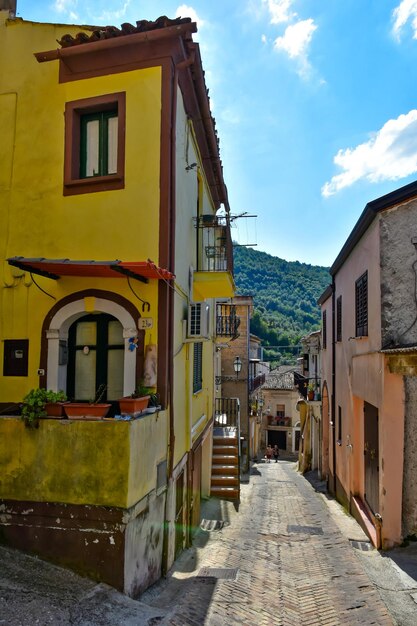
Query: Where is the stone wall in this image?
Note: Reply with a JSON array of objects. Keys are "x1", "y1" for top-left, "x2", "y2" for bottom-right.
[{"x1": 380, "y1": 199, "x2": 417, "y2": 348}]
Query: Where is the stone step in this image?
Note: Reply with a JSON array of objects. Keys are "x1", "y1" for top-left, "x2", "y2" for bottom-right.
[
  {"x1": 213, "y1": 445, "x2": 238, "y2": 455},
  {"x1": 212, "y1": 454, "x2": 238, "y2": 464},
  {"x1": 211, "y1": 475, "x2": 240, "y2": 486},
  {"x1": 213, "y1": 437, "x2": 238, "y2": 446},
  {"x1": 211, "y1": 464, "x2": 239, "y2": 475},
  {"x1": 210, "y1": 485, "x2": 240, "y2": 500}
]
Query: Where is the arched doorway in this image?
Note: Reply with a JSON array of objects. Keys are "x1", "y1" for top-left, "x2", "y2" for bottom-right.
[
  {"x1": 67, "y1": 313, "x2": 124, "y2": 408},
  {"x1": 322, "y1": 381, "x2": 330, "y2": 483},
  {"x1": 44, "y1": 292, "x2": 140, "y2": 399}
]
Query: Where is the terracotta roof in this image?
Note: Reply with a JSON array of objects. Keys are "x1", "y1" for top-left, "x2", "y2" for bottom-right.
[
  {"x1": 57, "y1": 16, "x2": 192, "y2": 48},
  {"x1": 263, "y1": 367, "x2": 299, "y2": 390}
]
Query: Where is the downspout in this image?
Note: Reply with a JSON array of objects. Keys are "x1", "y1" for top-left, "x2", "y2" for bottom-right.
[{"x1": 331, "y1": 277, "x2": 336, "y2": 495}]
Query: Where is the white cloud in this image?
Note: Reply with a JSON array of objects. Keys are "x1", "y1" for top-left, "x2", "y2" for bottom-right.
[
  {"x1": 263, "y1": 0, "x2": 296, "y2": 24},
  {"x1": 261, "y1": 33, "x2": 267, "y2": 44},
  {"x1": 392, "y1": 0, "x2": 417, "y2": 40},
  {"x1": 273, "y1": 18, "x2": 316, "y2": 58},
  {"x1": 54, "y1": 0, "x2": 77, "y2": 15},
  {"x1": 322, "y1": 110, "x2": 417, "y2": 196},
  {"x1": 175, "y1": 5, "x2": 205, "y2": 29}
]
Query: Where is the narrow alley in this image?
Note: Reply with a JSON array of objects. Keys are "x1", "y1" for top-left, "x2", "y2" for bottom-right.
[
  {"x1": 2, "y1": 459, "x2": 417, "y2": 625},
  {"x1": 141, "y1": 459, "x2": 396, "y2": 625}
]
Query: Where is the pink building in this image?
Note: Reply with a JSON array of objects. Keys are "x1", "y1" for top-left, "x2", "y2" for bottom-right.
[{"x1": 319, "y1": 180, "x2": 417, "y2": 549}]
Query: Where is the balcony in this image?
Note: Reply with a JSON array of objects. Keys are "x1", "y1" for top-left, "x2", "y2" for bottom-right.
[
  {"x1": 193, "y1": 215, "x2": 235, "y2": 300},
  {"x1": 249, "y1": 372, "x2": 266, "y2": 393},
  {"x1": 216, "y1": 304, "x2": 240, "y2": 338}
]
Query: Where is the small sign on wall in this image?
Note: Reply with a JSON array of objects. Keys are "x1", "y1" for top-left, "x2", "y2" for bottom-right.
[{"x1": 139, "y1": 318, "x2": 153, "y2": 330}]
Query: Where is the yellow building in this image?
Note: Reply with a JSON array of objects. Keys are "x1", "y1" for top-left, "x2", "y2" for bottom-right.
[{"x1": 0, "y1": 6, "x2": 234, "y2": 596}]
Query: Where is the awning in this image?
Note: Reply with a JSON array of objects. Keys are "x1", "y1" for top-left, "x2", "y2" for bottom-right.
[{"x1": 7, "y1": 257, "x2": 175, "y2": 283}]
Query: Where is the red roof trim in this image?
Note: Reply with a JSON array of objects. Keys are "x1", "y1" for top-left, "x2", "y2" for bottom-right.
[{"x1": 7, "y1": 257, "x2": 175, "y2": 282}]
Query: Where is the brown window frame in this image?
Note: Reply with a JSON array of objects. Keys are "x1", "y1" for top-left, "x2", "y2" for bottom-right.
[
  {"x1": 336, "y1": 295, "x2": 342, "y2": 342},
  {"x1": 355, "y1": 271, "x2": 368, "y2": 337},
  {"x1": 322, "y1": 310, "x2": 327, "y2": 349},
  {"x1": 63, "y1": 92, "x2": 126, "y2": 196}
]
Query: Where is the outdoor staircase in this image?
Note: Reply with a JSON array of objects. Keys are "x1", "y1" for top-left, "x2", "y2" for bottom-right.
[{"x1": 211, "y1": 431, "x2": 240, "y2": 500}]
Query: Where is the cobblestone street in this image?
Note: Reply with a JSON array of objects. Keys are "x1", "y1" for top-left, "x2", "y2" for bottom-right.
[{"x1": 141, "y1": 460, "x2": 396, "y2": 625}]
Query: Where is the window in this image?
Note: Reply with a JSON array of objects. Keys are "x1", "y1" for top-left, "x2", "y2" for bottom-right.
[
  {"x1": 276, "y1": 404, "x2": 285, "y2": 418},
  {"x1": 80, "y1": 110, "x2": 118, "y2": 178},
  {"x1": 3, "y1": 339, "x2": 29, "y2": 376},
  {"x1": 336, "y1": 295, "x2": 342, "y2": 342},
  {"x1": 355, "y1": 271, "x2": 368, "y2": 337},
  {"x1": 193, "y1": 342, "x2": 203, "y2": 393},
  {"x1": 322, "y1": 310, "x2": 327, "y2": 349},
  {"x1": 64, "y1": 92, "x2": 126, "y2": 196}
]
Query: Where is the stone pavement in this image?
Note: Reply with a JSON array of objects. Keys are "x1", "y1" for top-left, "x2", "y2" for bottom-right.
[
  {"x1": 140, "y1": 460, "x2": 395, "y2": 625},
  {"x1": 2, "y1": 460, "x2": 417, "y2": 624}
]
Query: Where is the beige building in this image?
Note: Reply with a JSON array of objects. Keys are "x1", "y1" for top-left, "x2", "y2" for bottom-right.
[{"x1": 260, "y1": 367, "x2": 301, "y2": 456}]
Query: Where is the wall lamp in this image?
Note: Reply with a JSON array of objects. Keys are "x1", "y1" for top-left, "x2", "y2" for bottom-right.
[{"x1": 233, "y1": 356, "x2": 242, "y2": 378}]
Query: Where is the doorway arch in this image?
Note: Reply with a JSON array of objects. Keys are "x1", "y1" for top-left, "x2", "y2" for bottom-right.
[{"x1": 43, "y1": 291, "x2": 141, "y2": 397}]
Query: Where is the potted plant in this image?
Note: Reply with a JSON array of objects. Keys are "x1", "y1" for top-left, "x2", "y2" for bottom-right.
[
  {"x1": 21, "y1": 388, "x2": 48, "y2": 428},
  {"x1": 45, "y1": 390, "x2": 69, "y2": 417},
  {"x1": 307, "y1": 384, "x2": 315, "y2": 401},
  {"x1": 64, "y1": 384, "x2": 111, "y2": 419},
  {"x1": 119, "y1": 383, "x2": 151, "y2": 416}
]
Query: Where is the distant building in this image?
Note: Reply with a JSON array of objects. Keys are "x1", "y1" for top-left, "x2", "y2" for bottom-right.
[{"x1": 260, "y1": 366, "x2": 301, "y2": 455}]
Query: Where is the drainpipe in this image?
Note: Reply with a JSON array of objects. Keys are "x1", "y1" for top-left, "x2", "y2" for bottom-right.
[{"x1": 331, "y1": 277, "x2": 336, "y2": 495}]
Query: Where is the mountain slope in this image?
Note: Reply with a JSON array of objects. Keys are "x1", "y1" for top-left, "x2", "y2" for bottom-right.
[{"x1": 233, "y1": 246, "x2": 330, "y2": 364}]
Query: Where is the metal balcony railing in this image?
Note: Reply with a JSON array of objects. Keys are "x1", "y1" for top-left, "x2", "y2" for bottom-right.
[
  {"x1": 249, "y1": 373, "x2": 266, "y2": 393},
  {"x1": 214, "y1": 397, "x2": 240, "y2": 428},
  {"x1": 216, "y1": 304, "x2": 240, "y2": 338}
]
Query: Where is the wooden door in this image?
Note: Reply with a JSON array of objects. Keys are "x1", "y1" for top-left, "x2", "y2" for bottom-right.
[{"x1": 364, "y1": 402, "x2": 379, "y2": 514}]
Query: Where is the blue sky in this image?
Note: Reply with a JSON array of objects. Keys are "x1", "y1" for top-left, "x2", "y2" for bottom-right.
[{"x1": 15, "y1": 0, "x2": 417, "y2": 266}]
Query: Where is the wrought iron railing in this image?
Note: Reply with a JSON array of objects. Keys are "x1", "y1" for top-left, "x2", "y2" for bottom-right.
[
  {"x1": 249, "y1": 373, "x2": 266, "y2": 393},
  {"x1": 216, "y1": 304, "x2": 240, "y2": 338},
  {"x1": 214, "y1": 397, "x2": 240, "y2": 429}
]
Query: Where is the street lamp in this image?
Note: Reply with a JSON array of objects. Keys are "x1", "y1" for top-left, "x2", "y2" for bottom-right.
[{"x1": 233, "y1": 356, "x2": 242, "y2": 378}]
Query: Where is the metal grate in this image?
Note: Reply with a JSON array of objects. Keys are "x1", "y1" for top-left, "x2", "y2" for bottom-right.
[
  {"x1": 350, "y1": 540, "x2": 374, "y2": 551},
  {"x1": 200, "y1": 519, "x2": 225, "y2": 531},
  {"x1": 287, "y1": 525, "x2": 324, "y2": 535},
  {"x1": 197, "y1": 567, "x2": 238, "y2": 580}
]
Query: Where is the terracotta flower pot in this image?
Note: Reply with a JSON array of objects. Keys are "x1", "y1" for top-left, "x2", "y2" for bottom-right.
[
  {"x1": 118, "y1": 395, "x2": 150, "y2": 416},
  {"x1": 64, "y1": 403, "x2": 111, "y2": 419},
  {"x1": 45, "y1": 402, "x2": 70, "y2": 417}
]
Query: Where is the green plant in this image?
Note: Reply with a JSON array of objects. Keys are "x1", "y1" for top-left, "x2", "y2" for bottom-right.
[
  {"x1": 131, "y1": 383, "x2": 153, "y2": 398},
  {"x1": 46, "y1": 390, "x2": 68, "y2": 403},
  {"x1": 21, "y1": 389, "x2": 68, "y2": 427},
  {"x1": 148, "y1": 392, "x2": 160, "y2": 408},
  {"x1": 21, "y1": 388, "x2": 48, "y2": 428}
]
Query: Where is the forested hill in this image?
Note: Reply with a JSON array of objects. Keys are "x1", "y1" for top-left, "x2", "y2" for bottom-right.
[{"x1": 233, "y1": 246, "x2": 330, "y2": 364}]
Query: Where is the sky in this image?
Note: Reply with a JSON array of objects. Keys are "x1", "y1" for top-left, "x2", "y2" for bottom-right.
[{"x1": 14, "y1": 0, "x2": 417, "y2": 266}]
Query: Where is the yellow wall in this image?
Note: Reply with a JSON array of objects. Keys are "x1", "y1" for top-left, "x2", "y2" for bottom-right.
[
  {"x1": 0, "y1": 17, "x2": 162, "y2": 401},
  {"x1": 0, "y1": 412, "x2": 167, "y2": 507}
]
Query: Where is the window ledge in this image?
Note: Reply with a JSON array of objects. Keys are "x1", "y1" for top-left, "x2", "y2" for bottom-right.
[{"x1": 64, "y1": 173, "x2": 124, "y2": 196}]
